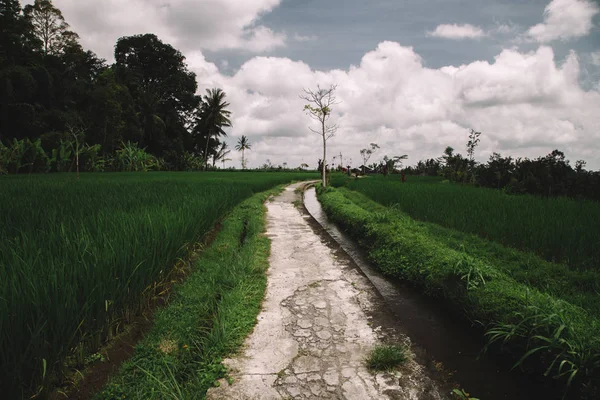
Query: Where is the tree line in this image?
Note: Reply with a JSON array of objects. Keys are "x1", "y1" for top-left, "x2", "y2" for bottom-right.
[
  {"x1": 404, "y1": 130, "x2": 600, "y2": 201},
  {"x1": 1, "y1": 0, "x2": 233, "y2": 173}
]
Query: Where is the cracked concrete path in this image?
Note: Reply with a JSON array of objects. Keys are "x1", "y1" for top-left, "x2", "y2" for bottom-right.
[{"x1": 207, "y1": 182, "x2": 445, "y2": 400}]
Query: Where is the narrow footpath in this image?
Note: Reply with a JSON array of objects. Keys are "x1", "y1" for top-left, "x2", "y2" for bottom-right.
[{"x1": 208, "y1": 182, "x2": 445, "y2": 400}]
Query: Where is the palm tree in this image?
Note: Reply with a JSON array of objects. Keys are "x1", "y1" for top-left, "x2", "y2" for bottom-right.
[
  {"x1": 212, "y1": 142, "x2": 231, "y2": 168},
  {"x1": 221, "y1": 157, "x2": 232, "y2": 169},
  {"x1": 197, "y1": 88, "x2": 232, "y2": 170},
  {"x1": 235, "y1": 135, "x2": 251, "y2": 169},
  {"x1": 393, "y1": 155, "x2": 408, "y2": 170}
]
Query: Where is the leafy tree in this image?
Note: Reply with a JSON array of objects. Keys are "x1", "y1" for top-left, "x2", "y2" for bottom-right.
[
  {"x1": 360, "y1": 143, "x2": 379, "y2": 174},
  {"x1": 300, "y1": 84, "x2": 339, "y2": 187},
  {"x1": 114, "y1": 34, "x2": 200, "y2": 155},
  {"x1": 235, "y1": 135, "x2": 251, "y2": 169},
  {"x1": 389, "y1": 154, "x2": 408, "y2": 171},
  {"x1": 85, "y1": 68, "x2": 140, "y2": 153},
  {"x1": 407, "y1": 158, "x2": 440, "y2": 176},
  {"x1": 477, "y1": 152, "x2": 514, "y2": 189},
  {"x1": 195, "y1": 88, "x2": 231, "y2": 169},
  {"x1": 466, "y1": 128, "x2": 481, "y2": 182},
  {"x1": 0, "y1": 0, "x2": 40, "y2": 65},
  {"x1": 23, "y1": 0, "x2": 79, "y2": 55},
  {"x1": 136, "y1": 90, "x2": 166, "y2": 147}
]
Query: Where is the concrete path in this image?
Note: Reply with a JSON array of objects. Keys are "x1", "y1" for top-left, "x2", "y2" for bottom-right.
[{"x1": 208, "y1": 182, "x2": 444, "y2": 400}]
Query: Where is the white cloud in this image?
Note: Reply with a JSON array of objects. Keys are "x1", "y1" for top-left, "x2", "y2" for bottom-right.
[
  {"x1": 427, "y1": 24, "x2": 486, "y2": 39},
  {"x1": 494, "y1": 22, "x2": 520, "y2": 35},
  {"x1": 22, "y1": 0, "x2": 286, "y2": 61},
  {"x1": 185, "y1": 42, "x2": 600, "y2": 169},
  {"x1": 241, "y1": 26, "x2": 287, "y2": 52},
  {"x1": 526, "y1": 0, "x2": 599, "y2": 42},
  {"x1": 23, "y1": 1, "x2": 600, "y2": 169},
  {"x1": 591, "y1": 51, "x2": 600, "y2": 66},
  {"x1": 293, "y1": 33, "x2": 318, "y2": 42}
]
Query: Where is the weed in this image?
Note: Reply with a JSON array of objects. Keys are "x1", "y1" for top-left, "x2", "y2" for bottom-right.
[
  {"x1": 366, "y1": 344, "x2": 409, "y2": 372},
  {"x1": 452, "y1": 388, "x2": 480, "y2": 400}
]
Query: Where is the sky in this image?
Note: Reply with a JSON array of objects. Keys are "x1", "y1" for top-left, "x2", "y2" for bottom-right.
[{"x1": 23, "y1": 0, "x2": 600, "y2": 169}]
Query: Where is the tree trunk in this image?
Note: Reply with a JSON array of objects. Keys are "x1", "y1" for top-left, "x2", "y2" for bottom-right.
[
  {"x1": 322, "y1": 136, "x2": 327, "y2": 187},
  {"x1": 204, "y1": 131, "x2": 211, "y2": 171},
  {"x1": 242, "y1": 149, "x2": 245, "y2": 169}
]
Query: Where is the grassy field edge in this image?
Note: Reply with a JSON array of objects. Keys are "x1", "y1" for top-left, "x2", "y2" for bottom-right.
[
  {"x1": 94, "y1": 186, "x2": 280, "y2": 399},
  {"x1": 316, "y1": 185, "x2": 599, "y2": 398}
]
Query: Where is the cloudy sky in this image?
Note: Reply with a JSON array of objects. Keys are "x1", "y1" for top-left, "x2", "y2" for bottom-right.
[{"x1": 25, "y1": 0, "x2": 600, "y2": 169}]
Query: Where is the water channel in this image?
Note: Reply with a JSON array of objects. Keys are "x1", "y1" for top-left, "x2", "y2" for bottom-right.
[{"x1": 303, "y1": 186, "x2": 559, "y2": 400}]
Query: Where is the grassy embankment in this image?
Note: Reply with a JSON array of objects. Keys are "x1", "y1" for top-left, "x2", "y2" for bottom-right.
[
  {"x1": 319, "y1": 175, "x2": 600, "y2": 397},
  {"x1": 0, "y1": 172, "x2": 316, "y2": 398},
  {"x1": 95, "y1": 185, "x2": 279, "y2": 399}
]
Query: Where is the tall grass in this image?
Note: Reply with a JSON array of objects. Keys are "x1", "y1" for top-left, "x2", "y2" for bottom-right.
[
  {"x1": 335, "y1": 187, "x2": 600, "y2": 319},
  {"x1": 0, "y1": 172, "x2": 316, "y2": 398},
  {"x1": 317, "y1": 185, "x2": 600, "y2": 396},
  {"x1": 331, "y1": 175, "x2": 600, "y2": 270},
  {"x1": 96, "y1": 185, "x2": 274, "y2": 399}
]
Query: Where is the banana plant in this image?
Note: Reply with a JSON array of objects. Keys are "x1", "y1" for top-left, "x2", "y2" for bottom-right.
[
  {"x1": 80, "y1": 144, "x2": 103, "y2": 172},
  {"x1": 0, "y1": 141, "x2": 9, "y2": 174},
  {"x1": 50, "y1": 141, "x2": 73, "y2": 173},
  {"x1": 22, "y1": 138, "x2": 49, "y2": 174},
  {"x1": 10, "y1": 138, "x2": 28, "y2": 173}
]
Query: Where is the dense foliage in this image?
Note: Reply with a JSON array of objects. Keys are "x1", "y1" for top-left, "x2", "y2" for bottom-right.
[
  {"x1": 317, "y1": 184, "x2": 600, "y2": 398},
  {"x1": 330, "y1": 175, "x2": 600, "y2": 270},
  {"x1": 0, "y1": 172, "x2": 317, "y2": 398},
  {"x1": 1, "y1": 0, "x2": 229, "y2": 172},
  {"x1": 405, "y1": 147, "x2": 600, "y2": 202}
]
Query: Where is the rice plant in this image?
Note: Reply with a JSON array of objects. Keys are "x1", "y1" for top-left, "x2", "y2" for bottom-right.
[
  {"x1": 0, "y1": 171, "x2": 316, "y2": 398},
  {"x1": 331, "y1": 174, "x2": 600, "y2": 271}
]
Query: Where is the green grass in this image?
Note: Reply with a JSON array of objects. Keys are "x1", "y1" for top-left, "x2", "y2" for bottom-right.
[
  {"x1": 317, "y1": 185, "x2": 600, "y2": 397},
  {"x1": 95, "y1": 186, "x2": 277, "y2": 399},
  {"x1": 329, "y1": 174, "x2": 600, "y2": 271},
  {"x1": 0, "y1": 171, "x2": 317, "y2": 398},
  {"x1": 334, "y1": 188, "x2": 600, "y2": 319},
  {"x1": 366, "y1": 345, "x2": 409, "y2": 372}
]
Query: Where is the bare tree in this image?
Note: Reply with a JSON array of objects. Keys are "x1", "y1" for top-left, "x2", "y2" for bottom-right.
[
  {"x1": 66, "y1": 123, "x2": 86, "y2": 180},
  {"x1": 300, "y1": 85, "x2": 339, "y2": 187}
]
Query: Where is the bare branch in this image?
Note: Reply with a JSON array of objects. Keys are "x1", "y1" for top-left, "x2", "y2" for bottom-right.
[{"x1": 300, "y1": 84, "x2": 340, "y2": 188}]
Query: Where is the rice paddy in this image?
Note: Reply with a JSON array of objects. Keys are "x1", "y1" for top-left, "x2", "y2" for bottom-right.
[{"x1": 0, "y1": 171, "x2": 317, "y2": 398}]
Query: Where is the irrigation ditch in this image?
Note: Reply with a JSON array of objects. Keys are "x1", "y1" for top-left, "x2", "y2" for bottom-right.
[{"x1": 301, "y1": 184, "x2": 560, "y2": 400}]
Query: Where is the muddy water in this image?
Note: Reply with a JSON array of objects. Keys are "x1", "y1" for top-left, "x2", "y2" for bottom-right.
[{"x1": 303, "y1": 187, "x2": 559, "y2": 400}]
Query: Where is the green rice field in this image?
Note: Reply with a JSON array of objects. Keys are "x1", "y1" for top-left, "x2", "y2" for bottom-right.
[
  {"x1": 0, "y1": 172, "x2": 316, "y2": 397},
  {"x1": 330, "y1": 174, "x2": 600, "y2": 271},
  {"x1": 322, "y1": 174, "x2": 600, "y2": 396}
]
